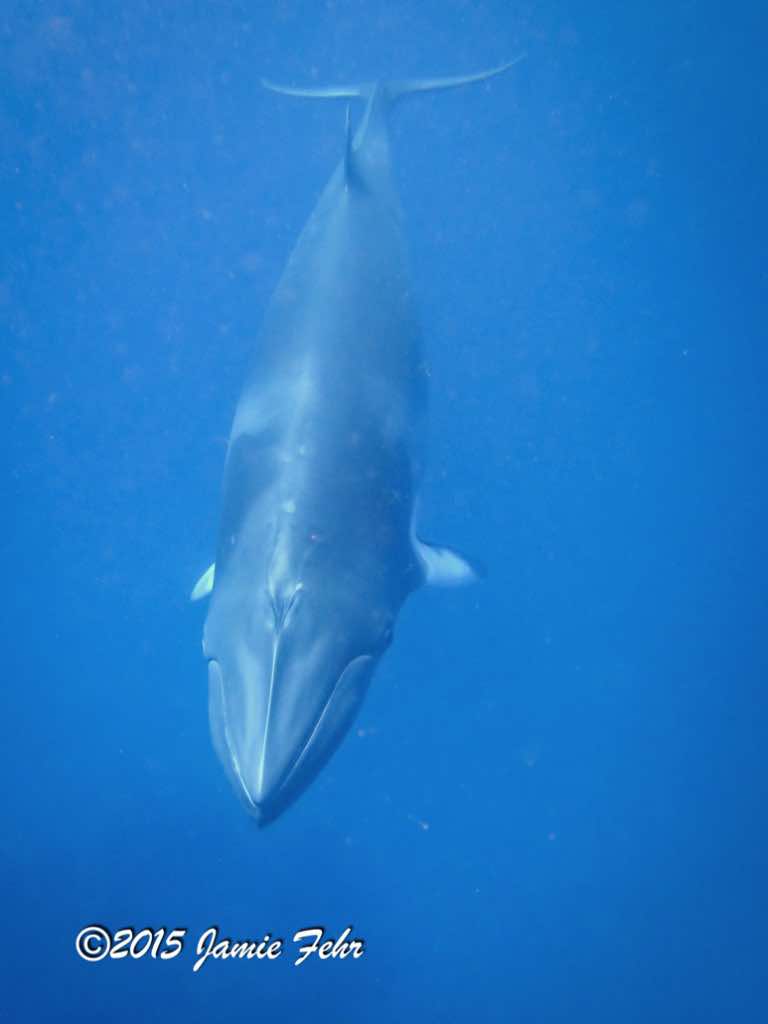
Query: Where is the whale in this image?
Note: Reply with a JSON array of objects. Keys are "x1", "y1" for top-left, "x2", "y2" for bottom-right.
[{"x1": 192, "y1": 60, "x2": 520, "y2": 824}]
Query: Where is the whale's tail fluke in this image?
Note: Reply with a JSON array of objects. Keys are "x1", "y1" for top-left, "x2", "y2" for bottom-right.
[{"x1": 261, "y1": 55, "x2": 525, "y2": 106}]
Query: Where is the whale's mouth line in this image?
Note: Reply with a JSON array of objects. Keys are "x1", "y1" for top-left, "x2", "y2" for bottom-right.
[
  {"x1": 208, "y1": 658, "x2": 258, "y2": 814},
  {"x1": 275, "y1": 654, "x2": 375, "y2": 805}
]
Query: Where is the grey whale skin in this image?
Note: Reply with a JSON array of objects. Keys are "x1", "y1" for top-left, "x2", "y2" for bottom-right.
[{"x1": 194, "y1": 62, "x2": 519, "y2": 825}]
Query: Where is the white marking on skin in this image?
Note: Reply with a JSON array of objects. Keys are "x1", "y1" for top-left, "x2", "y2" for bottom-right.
[{"x1": 294, "y1": 368, "x2": 316, "y2": 405}]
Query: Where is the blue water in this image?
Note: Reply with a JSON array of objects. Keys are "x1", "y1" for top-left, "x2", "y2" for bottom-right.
[{"x1": 4, "y1": 2, "x2": 766, "y2": 1020}]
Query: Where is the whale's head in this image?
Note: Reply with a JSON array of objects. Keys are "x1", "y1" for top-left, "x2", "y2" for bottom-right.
[{"x1": 203, "y1": 571, "x2": 397, "y2": 825}]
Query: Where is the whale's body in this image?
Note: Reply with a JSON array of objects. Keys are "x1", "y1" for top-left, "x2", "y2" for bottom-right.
[{"x1": 194, "y1": 64, "x2": 518, "y2": 823}]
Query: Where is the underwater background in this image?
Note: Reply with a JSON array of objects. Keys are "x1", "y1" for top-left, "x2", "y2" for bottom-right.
[{"x1": 3, "y1": 1, "x2": 766, "y2": 1020}]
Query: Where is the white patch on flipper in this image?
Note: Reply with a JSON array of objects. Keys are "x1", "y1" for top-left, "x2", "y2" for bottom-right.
[
  {"x1": 414, "y1": 539, "x2": 479, "y2": 586},
  {"x1": 409, "y1": 502, "x2": 481, "y2": 586},
  {"x1": 190, "y1": 562, "x2": 216, "y2": 601}
]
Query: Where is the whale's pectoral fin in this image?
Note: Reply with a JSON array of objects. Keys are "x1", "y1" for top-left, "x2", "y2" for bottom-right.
[
  {"x1": 190, "y1": 562, "x2": 216, "y2": 601},
  {"x1": 414, "y1": 538, "x2": 484, "y2": 587}
]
